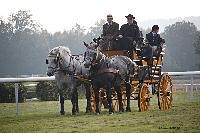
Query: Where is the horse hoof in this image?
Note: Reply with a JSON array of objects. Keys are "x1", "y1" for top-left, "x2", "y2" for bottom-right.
[
  {"x1": 60, "y1": 111, "x2": 65, "y2": 115},
  {"x1": 109, "y1": 112, "x2": 114, "y2": 115},
  {"x1": 72, "y1": 112, "x2": 76, "y2": 115},
  {"x1": 126, "y1": 107, "x2": 131, "y2": 112},
  {"x1": 96, "y1": 112, "x2": 100, "y2": 115},
  {"x1": 85, "y1": 110, "x2": 91, "y2": 113},
  {"x1": 126, "y1": 109, "x2": 131, "y2": 112},
  {"x1": 119, "y1": 109, "x2": 124, "y2": 113}
]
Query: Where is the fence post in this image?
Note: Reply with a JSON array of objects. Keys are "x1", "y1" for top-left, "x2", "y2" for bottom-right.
[
  {"x1": 191, "y1": 75, "x2": 194, "y2": 92},
  {"x1": 15, "y1": 83, "x2": 19, "y2": 115},
  {"x1": 190, "y1": 75, "x2": 194, "y2": 99}
]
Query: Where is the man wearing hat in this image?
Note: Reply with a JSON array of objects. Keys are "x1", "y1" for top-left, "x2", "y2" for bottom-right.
[
  {"x1": 101, "y1": 14, "x2": 119, "y2": 51},
  {"x1": 118, "y1": 14, "x2": 140, "y2": 59},
  {"x1": 145, "y1": 25, "x2": 165, "y2": 59}
]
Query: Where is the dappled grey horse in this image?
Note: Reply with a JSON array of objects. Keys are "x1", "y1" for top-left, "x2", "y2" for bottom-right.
[
  {"x1": 83, "y1": 41, "x2": 137, "y2": 114},
  {"x1": 46, "y1": 46, "x2": 91, "y2": 115}
]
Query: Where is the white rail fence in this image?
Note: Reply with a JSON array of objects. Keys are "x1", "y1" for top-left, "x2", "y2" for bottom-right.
[
  {"x1": 167, "y1": 71, "x2": 200, "y2": 92},
  {"x1": 0, "y1": 71, "x2": 200, "y2": 115},
  {"x1": 0, "y1": 77, "x2": 55, "y2": 115}
]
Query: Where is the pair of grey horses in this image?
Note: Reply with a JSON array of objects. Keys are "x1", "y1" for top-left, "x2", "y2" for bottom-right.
[{"x1": 46, "y1": 40, "x2": 137, "y2": 115}]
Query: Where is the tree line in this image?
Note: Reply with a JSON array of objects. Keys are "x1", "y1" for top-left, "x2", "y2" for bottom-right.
[{"x1": 0, "y1": 10, "x2": 200, "y2": 77}]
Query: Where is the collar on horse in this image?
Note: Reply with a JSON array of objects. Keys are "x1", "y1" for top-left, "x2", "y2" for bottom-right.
[
  {"x1": 97, "y1": 68, "x2": 119, "y2": 74},
  {"x1": 91, "y1": 52, "x2": 119, "y2": 75}
]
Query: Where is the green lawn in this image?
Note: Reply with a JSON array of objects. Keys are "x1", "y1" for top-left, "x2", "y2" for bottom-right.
[{"x1": 0, "y1": 91, "x2": 200, "y2": 133}]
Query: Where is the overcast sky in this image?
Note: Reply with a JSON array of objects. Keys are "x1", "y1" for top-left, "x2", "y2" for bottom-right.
[{"x1": 0, "y1": 0, "x2": 199, "y2": 33}]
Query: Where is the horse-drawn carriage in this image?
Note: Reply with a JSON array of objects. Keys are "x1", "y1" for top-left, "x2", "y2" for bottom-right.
[
  {"x1": 88, "y1": 38, "x2": 173, "y2": 112},
  {"x1": 46, "y1": 36, "x2": 173, "y2": 115}
]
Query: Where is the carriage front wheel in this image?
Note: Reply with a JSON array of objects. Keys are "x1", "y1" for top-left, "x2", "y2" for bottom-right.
[
  {"x1": 158, "y1": 73, "x2": 173, "y2": 110},
  {"x1": 138, "y1": 84, "x2": 151, "y2": 112}
]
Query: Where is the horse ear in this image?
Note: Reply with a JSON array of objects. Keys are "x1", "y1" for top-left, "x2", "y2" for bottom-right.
[
  {"x1": 83, "y1": 41, "x2": 88, "y2": 47},
  {"x1": 93, "y1": 38, "x2": 97, "y2": 43}
]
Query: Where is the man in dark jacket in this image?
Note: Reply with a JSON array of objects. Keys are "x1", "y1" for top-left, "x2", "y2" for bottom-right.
[
  {"x1": 101, "y1": 14, "x2": 119, "y2": 51},
  {"x1": 118, "y1": 14, "x2": 140, "y2": 59},
  {"x1": 146, "y1": 25, "x2": 165, "y2": 47},
  {"x1": 145, "y1": 25, "x2": 165, "y2": 58}
]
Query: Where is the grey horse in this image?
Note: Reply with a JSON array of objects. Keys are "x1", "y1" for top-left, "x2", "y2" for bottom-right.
[
  {"x1": 83, "y1": 41, "x2": 137, "y2": 114},
  {"x1": 46, "y1": 46, "x2": 91, "y2": 115}
]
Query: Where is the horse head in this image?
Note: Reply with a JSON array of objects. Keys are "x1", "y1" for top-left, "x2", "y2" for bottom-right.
[
  {"x1": 46, "y1": 46, "x2": 71, "y2": 76},
  {"x1": 83, "y1": 40, "x2": 103, "y2": 68}
]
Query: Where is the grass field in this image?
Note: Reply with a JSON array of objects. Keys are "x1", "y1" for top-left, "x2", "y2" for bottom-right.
[{"x1": 0, "y1": 91, "x2": 200, "y2": 133}]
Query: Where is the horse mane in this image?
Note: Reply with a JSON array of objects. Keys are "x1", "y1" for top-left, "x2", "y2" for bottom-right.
[
  {"x1": 59, "y1": 46, "x2": 71, "y2": 56},
  {"x1": 49, "y1": 46, "x2": 71, "y2": 56}
]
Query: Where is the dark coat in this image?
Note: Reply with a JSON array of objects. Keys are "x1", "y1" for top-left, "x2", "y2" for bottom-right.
[
  {"x1": 146, "y1": 32, "x2": 164, "y2": 46},
  {"x1": 119, "y1": 23, "x2": 140, "y2": 59},
  {"x1": 103, "y1": 22, "x2": 119, "y2": 37},
  {"x1": 101, "y1": 22, "x2": 119, "y2": 50},
  {"x1": 120, "y1": 23, "x2": 140, "y2": 41}
]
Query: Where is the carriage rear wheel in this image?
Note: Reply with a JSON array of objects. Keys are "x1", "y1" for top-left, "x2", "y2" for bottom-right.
[
  {"x1": 158, "y1": 73, "x2": 173, "y2": 110},
  {"x1": 138, "y1": 84, "x2": 151, "y2": 112}
]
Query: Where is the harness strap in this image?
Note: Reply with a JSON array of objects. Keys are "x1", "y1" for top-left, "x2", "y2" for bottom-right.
[{"x1": 97, "y1": 68, "x2": 119, "y2": 74}]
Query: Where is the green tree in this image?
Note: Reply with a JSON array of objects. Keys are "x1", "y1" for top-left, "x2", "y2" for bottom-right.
[
  {"x1": 8, "y1": 10, "x2": 40, "y2": 33},
  {"x1": 0, "y1": 83, "x2": 26, "y2": 103},
  {"x1": 36, "y1": 81, "x2": 59, "y2": 101},
  {"x1": 163, "y1": 21, "x2": 200, "y2": 71},
  {"x1": 86, "y1": 19, "x2": 106, "y2": 40},
  {"x1": 193, "y1": 31, "x2": 200, "y2": 54},
  {"x1": 193, "y1": 31, "x2": 200, "y2": 68}
]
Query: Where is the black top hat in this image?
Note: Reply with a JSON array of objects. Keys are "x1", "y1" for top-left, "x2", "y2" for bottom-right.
[
  {"x1": 152, "y1": 25, "x2": 159, "y2": 31},
  {"x1": 125, "y1": 14, "x2": 135, "y2": 19}
]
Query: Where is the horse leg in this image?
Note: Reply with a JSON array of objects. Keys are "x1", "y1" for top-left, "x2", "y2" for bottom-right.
[
  {"x1": 125, "y1": 77, "x2": 131, "y2": 112},
  {"x1": 115, "y1": 80, "x2": 123, "y2": 112},
  {"x1": 59, "y1": 94, "x2": 65, "y2": 115},
  {"x1": 85, "y1": 83, "x2": 91, "y2": 113},
  {"x1": 71, "y1": 88, "x2": 77, "y2": 115},
  {"x1": 106, "y1": 86, "x2": 113, "y2": 114},
  {"x1": 75, "y1": 89, "x2": 79, "y2": 113},
  {"x1": 94, "y1": 88, "x2": 100, "y2": 114}
]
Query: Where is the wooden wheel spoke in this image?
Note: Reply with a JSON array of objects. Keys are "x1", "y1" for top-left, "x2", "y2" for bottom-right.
[
  {"x1": 158, "y1": 73, "x2": 173, "y2": 110},
  {"x1": 139, "y1": 84, "x2": 150, "y2": 112}
]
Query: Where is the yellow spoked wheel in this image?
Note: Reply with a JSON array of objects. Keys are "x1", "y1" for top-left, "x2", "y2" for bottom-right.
[
  {"x1": 158, "y1": 73, "x2": 173, "y2": 110},
  {"x1": 138, "y1": 84, "x2": 151, "y2": 112},
  {"x1": 90, "y1": 89, "x2": 96, "y2": 113}
]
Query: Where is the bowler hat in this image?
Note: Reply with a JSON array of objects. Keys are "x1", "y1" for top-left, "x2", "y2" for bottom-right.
[{"x1": 125, "y1": 14, "x2": 135, "y2": 19}]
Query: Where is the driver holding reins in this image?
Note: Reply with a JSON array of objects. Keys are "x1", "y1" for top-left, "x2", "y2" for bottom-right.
[{"x1": 118, "y1": 14, "x2": 140, "y2": 60}]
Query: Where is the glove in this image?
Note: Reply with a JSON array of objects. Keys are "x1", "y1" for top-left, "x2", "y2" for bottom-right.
[{"x1": 118, "y1": 35, "x2": 123, "y2": 38}]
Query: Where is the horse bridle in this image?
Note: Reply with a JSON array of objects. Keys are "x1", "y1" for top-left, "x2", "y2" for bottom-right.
[
  {"x1": 84, "y1": 48, "x2": 104, "y2": 67},
  {"x1": 47, "y1": 53, "x2": 63, "y2": 71}
]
